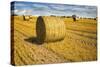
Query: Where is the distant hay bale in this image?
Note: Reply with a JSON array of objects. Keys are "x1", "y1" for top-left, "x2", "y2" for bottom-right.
[
  {"x1": 36, "y1": 16, "x2": 66, "y2": 43},
  {"x1": 23, "y1": 16, "x2": 30, "y2": 21}
]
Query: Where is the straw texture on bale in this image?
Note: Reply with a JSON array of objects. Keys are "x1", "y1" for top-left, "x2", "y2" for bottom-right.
[{"x1": 36, "y1": 16, "x2": 66, "y2": 43}]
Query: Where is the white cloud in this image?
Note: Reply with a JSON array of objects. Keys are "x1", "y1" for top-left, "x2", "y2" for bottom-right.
[
  {"x1": 49, "y1": 4, "x2": 67, "y2": 11},
  {"x1": 14, "y1": 2, "x2": 28, "y2": 7},
  {"x1": 32, "y1": 3, "x2": 49, "y2": 9},
  {"x1": 12, "y1": 9, "x2": 33, "y2": 15}
]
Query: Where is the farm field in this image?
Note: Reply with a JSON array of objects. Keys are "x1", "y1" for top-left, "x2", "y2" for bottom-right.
[{"x1": 11, "y1": 16, "x2": 97, "y2": 66}]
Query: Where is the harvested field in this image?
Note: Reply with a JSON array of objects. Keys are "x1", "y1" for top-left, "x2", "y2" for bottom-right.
[{"x1": 11, "y1": 16, "x2": 97, "y2": 66}]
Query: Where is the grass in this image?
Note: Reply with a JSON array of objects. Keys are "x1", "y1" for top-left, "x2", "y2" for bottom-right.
[{"x1": 11, "y1": 16, "x2": 97, "y2": 65}]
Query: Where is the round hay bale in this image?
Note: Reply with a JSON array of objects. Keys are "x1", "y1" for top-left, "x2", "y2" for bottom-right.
[
  {"x1": 23, "y1": 16, "x2": 30, "y2": 21},
  {"x1": 36, "y1": 16, "x2": 66, "y2": 43}
]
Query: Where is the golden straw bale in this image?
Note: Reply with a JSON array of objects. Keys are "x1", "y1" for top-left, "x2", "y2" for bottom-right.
[{"x1": 36, "y1": 16, "x2": 66, "y2": 43}]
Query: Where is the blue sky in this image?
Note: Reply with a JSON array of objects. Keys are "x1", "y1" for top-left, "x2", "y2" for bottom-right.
[{"x1": 11, "y1": 1, "x2": 97, "y2": 18}]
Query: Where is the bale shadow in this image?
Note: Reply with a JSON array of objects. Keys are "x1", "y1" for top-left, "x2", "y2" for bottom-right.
[
  {"x1": 24, "y1": 16, "x2": 46, "y2": 45},
  {"x1": 24, "y1": 37, "x2": 43, "y2": 45}
]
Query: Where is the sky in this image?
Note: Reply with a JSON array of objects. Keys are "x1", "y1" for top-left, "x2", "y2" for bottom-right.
[{"x1": 11, "y1": 1, "x2": 97, "y2": 18}]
